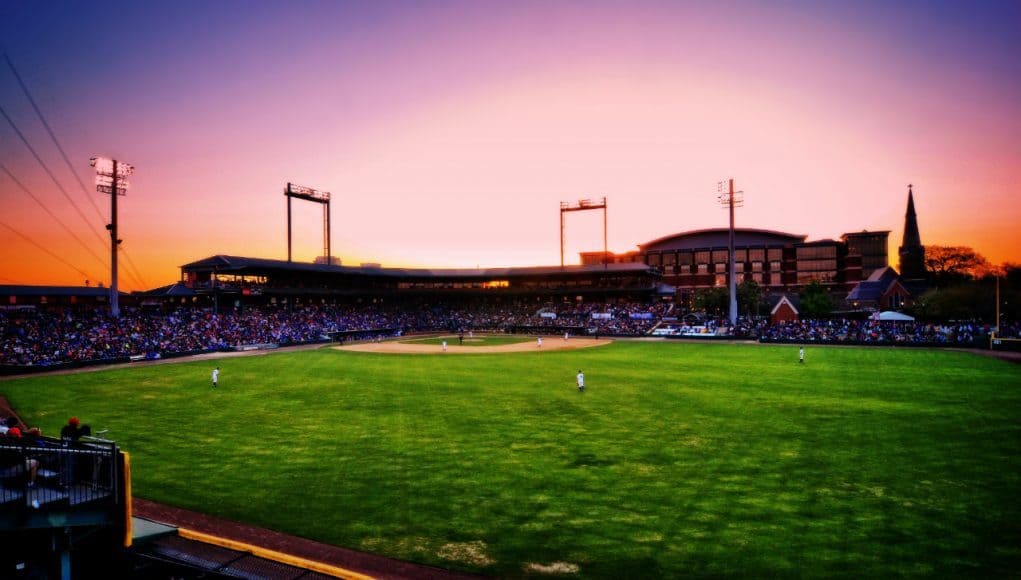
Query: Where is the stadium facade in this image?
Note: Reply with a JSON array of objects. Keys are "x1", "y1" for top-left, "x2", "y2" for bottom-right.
[{"x1": 580, "y1": 227, "x2": 890, "y2": 305}]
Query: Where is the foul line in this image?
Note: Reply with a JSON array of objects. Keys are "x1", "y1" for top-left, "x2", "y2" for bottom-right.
[{"x1": 178, "y1": 528, "x2": 375, "y2": 580}]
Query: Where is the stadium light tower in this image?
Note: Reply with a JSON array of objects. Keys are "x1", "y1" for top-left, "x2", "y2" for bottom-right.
[
  {"x1": 285, "y1": 182, "x2": 332, "y2": 263},
  {"x1": 91, "y1": 157, "x2": 133, "y2": 318},
  {"x1": 560, "y1": 197, "x2": 608, "y2": 268},
  {"x1": 717, "y1": 179, "x2": 743, "y2": 327}
]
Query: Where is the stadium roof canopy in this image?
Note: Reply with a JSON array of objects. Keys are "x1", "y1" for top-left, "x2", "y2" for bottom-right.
[
  {"x1": 180, "y1": 255, "x2": 656, "y2": 280},
  {"x1": 640, "y1": 228, "x2": 807, "y2": 252},
  {"x1": 133, "y1": 282, "x2": 196, "y2": 297},
  {"x1": 0, "y1": 285, "x2": 124, "y2": 297}
]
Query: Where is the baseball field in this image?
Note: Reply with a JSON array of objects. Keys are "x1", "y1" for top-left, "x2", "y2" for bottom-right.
[{"x1": 3, "y1": 340, "x2": 1020, "y2": 578}]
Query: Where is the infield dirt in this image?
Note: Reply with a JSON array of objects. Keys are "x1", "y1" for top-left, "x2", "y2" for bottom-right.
[{"x1": 336, "y1": 337, "x2": 611, "y2": 354}]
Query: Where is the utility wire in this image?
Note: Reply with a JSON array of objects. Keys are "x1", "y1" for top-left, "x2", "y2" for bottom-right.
[
  {"x1": 3, "y1": 52, "x2": 106, "y2": 224},
  {"x1": 0, "y1": 103, "x2": 109, "y2": 255},
  {"x1": 0, "y1": 220, "x2": 101, "y2": 283},
  {"x1": 3, "y1": 53, "x2": 150, "y2": 290},
  {"x1": 111, "y1": 244, "x2": 144, "y2": 291},
  {"x1": 119, "y1": 245, "x2": 150, "y2": 289},
  {"x1": 1, "y1": 162, "x2": 109, "y2": 273}
]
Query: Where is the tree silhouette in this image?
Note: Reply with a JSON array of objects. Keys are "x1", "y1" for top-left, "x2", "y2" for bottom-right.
[{"x1": 924, "y1": 245, "x2": 991, "y2": 286}]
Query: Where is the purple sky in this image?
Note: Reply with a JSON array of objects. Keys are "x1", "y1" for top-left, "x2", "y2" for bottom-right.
[{"x1": 1, "y1": 0, "x2": 1019, "y2": 289}]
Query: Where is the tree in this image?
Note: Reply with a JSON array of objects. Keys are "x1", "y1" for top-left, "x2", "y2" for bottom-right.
[
  {"x1": 799, "y1": 280, "x2": 833, "y2": 319},
  {"x1": 692, "y1": 287, "x2": 728, "y2": 316},
  {"x1": 924, "y1": 245, "x2": 991, "y2": 286},
  {"x1": 986, "y1": 262, "x2": 1021, "y2": 289},
  {"x1": 737, "y1": 279, "x2": 764, "y2": 317},
  {"x1": 913, "y1": 286, "x2": 990, "y2": 322}
]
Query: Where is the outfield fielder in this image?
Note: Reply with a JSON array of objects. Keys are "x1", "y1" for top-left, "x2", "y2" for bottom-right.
[
  {"x1": 211, "y1": 366, "x2": 220, "y2": 387},
  {"x1": 577, "y1": 370, "x2": 585, "y2": 392}
]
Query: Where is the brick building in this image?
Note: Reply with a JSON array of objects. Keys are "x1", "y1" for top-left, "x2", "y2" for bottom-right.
[{"x1": 581, "y1": 227, "x2": 890, "y2": 306}]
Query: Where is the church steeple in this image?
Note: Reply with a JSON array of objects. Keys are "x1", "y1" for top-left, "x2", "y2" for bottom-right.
[{"x1": 898, "y1": 184, "x2": 926, "y2": 280}]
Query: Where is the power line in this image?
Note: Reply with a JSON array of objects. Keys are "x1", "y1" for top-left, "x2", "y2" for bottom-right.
[
  {"x1": 111, "y1": 242, "x2": 144, "y2": 290},
  {"x1": 3, "y1": 52, "x2": 105, "y2": 224},
  {"x1": 3, "y1": 53, "x2": 150, "y2": 291},
  {"x1": 1, "y1": 162, "x2": 109, "y2": 273},
  {"x1": 119, "y1": 244, "x2": 150, "y2": 289},
  {"x1": 0, "y1": 220, "x2": 101, "y2": 283},
  {"x1": 0, "y1": 102, "x2": 109, "y2": 255}
]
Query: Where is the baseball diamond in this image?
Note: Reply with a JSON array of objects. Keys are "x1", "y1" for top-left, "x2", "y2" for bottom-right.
[{"x1": 4, "y1": 340, "x2": 1020, "y2": 577}]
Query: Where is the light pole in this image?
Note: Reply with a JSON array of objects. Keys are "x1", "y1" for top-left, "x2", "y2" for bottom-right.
[
  {"x1": 560, "y1": 197, "x2": 608, "y2": 268},
  {"x1": 91, "y1": 157, "x2": 133, "y2": 317},
  {"x1": 717, "y1": 179, "x2": 743, "y2": 327},
  {"x1": 284, "y1": 182, "x2": 331, "y2": 263},
  {"x1": 995, "y1": 273, "x2": 1001, "y2": 337}
]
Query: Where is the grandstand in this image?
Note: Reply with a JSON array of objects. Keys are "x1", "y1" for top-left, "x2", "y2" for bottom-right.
[{"x1": 176, "y1": 254, "x2": 667, "y2": 303}]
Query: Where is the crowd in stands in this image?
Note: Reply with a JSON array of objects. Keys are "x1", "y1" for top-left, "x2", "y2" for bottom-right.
[
  {"x1": 0, "y1": 307, "x2": 343, "y2": 366},
  {"x1": 527, "y1": 301, "x2": 672, "y2": 335},
  {"x1": 0, "y1": 300, "x2": 670, "y2": 366},
  {"x1": 751, "y1": 318, "x2": 990, "y2": 345},
  {"x1": 2, "y1": 301, "x2": 1011, "y2": 368},
  {"x1": 995, "y1": 321, "x2": 1021, "y2": 339}
]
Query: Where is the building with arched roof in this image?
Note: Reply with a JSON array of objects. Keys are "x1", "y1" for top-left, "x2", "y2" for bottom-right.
[{"x1": 581, "y1": 227, "x2": 890, "y2": 306}]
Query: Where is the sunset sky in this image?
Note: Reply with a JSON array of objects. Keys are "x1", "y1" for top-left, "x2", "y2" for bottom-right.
[{"x1": 1, "y1": 0, "x2": 1019, "y2": 291}]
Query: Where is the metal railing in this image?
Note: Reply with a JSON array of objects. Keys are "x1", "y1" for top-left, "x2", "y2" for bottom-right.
[{"x1": 1, "y1": 435, "x2": 120, "y2": 515}]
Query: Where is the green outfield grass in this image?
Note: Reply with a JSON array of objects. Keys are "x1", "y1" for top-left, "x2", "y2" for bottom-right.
[
  {"x1": 401, "y1": 334, "x2": 533, "y2": 346},
  {"x1": 4, "y1": 342, "x2": 1020, "y2": 578}
]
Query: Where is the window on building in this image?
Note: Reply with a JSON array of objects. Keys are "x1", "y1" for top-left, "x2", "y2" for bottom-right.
[
  {"x1": 752, "y1": 261, "x2": 763, "y2": 272},
  {"x1": 715, "y1": 274, "x2": 726, "y2": 286},
  {"x1": 697, "y1": 264, "x2": 708, "y2": 274},
  {"x1": 770, "y1": 260, "x2": 781, "y2": 271},
  {"x1": 647, "y1": 253, "x2": 661, "y2": 266},
  {"x1": 663, "y1": 253, "x2": 676, "y2": 266},
  {"x1": 678, "y1": 251, "x2": 693, "y2": 266},
  {"x1": 752, "y1": 273, "x2": 763, "y2": 283},
  {"x1": 767, "y1": 248, "x2": 783, "y2": 261},
  {"x1": 798, "y1": 259, "x2": 838, "y2": 272},
  {"x1": 712, "y1": 249, "x2": 729, "y2": 263},
  {"x1": 680, "y1": 264, "x2": 691, "y2": 274},
  {"x1": 694, "y1": 250, "x2": 711, "y2": 264},
  {"x1": 796, "y1": 245, "x2": 838, "y2": 259},
  {"x1": 749, "y1": 248, "x2": 765, "y2": 262},
  {"x1": 797, "y1": 271, "x2": 835, "y2": 284},
  {"x1": 734, "y1": 249, "x2": 747, "y2": 262}
]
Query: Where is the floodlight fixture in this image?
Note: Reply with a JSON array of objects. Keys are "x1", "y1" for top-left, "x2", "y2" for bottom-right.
[
  {"x1": 560, "y1": 197, "x2": 608, "y2": 268},
  {"x1": 91, "y1": 156, "x2": 133, "y2": 318},
  {"x1": 91, "y1": 157, "x2": 132, "y2": 195},
  {"x1": 285, "y1": 182, "x2": 333, "y2": 262},
  {"x1": 90, "y1": 156, "x2": 134, "y2": 176}
]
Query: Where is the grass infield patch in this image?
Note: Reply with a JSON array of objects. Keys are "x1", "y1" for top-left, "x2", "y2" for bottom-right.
[
  {"x1": 4, "y1": 342, "x2": 1020, "y2": 578},
  {"x1": 400, "y1": 335, "x2": 533, "y2": 347}
]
